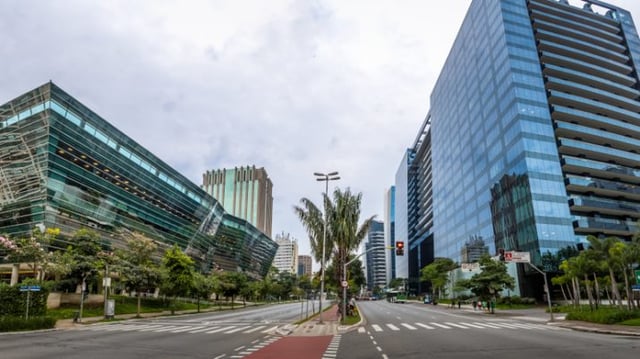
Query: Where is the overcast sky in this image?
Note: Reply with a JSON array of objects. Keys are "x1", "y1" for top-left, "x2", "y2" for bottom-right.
[{"x1": 2, "y1": 0, "x2": 640, "y2": 266}]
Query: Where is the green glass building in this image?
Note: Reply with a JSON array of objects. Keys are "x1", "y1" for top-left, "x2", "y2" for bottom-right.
[{"x1": 0, "y1": 82, "x2": 277, "y2": 278}]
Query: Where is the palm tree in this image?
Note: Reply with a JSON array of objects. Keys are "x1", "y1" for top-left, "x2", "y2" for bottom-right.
[
  {"x1": 294, "y1": 187, "x2": 375, "y2": 290},
  {"x1": 587, "y1": 236, "x2": 623, "y2": 308}
]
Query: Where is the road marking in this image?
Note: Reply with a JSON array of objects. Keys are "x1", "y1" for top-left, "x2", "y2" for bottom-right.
[
  {"x1": 415, "y1": 323, "x2": 435, "y2": 329},
  {"x1": 491, "y1": 323, "x2": 522, "y2": 329},
  {"x1": 444, "y1": 322, "x2": 469, "y2": 329},
  {"x1": 171, "y1": 326, "x2": 205, "y2": 333},
  {"x1": 458, "y1": 322, "x2": 485, "y2": 329},
  {"x1": 472, "y1": 322, "x2": 502, "y2": 329},
  {"x1": 242, "y1": 325, "x2": 267, "y2": 333},
  {"x1": 400, "y1": 323, "x2": 417, "y2": 330},
  {"x1": 385, "y1": 324, "x2": 400, "y2": 331},
  {"x1": 371, "y1": 324, "x2": 383, "y2": 332},
  {"x1": 137, "y1": 325, "x2": 166, "y2": 331},
  {"x1": 189, "y1": 326, "x2": 216, "y2": 333},
  {"x1": 430, "y1": 322, "x2": 451, "y2": 329},
  {"x1": 207, "y1": 326, "x2": 234, "y2": 334},
  {"x1": 262, "y1": 325, "x2": 279, "y2": 333},
  {"x1": 152, "y1": 325, "x2": 182, "y2": 332},
  {"x1": 225, "y1": 326, "x2": 252, "y2": 334},
  {"x1": 358, "y1": 327, "x2": 365, "y2": 333}
]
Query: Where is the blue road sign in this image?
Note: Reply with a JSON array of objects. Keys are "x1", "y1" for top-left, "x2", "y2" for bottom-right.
[{"x1": 19, "y1": 285, "x2": 41, "y2": 292}]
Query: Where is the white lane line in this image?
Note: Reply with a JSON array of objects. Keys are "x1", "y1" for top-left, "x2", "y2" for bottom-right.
[
  {"x1": 385, "y1": 324, "x2": 400, "y2": 331},
  {"x1": 400, "y1": 323, "x2": 417, "y2": 330},
  {"x1": 508, "y1": 323, "x2": 542, "y2": 330},
  {"x1": 430, "y1": 322, "x2": 451, "y2": 329},
  {"x1": 357, "y1": 327, "x2": 366, "y2": 333},
  {"x1": 242, "y1": 325, "x2": 267, "y2": 333},
  {"x1": 415, "y1": 323, "x2": 435, "y2": 329},
  {"x1": 371, "y1": 324, "x2": 383, "y2": 332},
  {"x1": 444, "y1": 322, "x2": 469, "y2": 329},
  {"x1": 137, "y1": 325, "x2": 166, "y2": 332}
]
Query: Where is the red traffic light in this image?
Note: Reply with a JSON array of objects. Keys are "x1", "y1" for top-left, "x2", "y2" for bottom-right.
[
  {"x1": 395, "y1": 241, "x2": 404, "y2": 256},
  {"x1": 396, "y1": 241, "x2": 404, "y2": 249}
]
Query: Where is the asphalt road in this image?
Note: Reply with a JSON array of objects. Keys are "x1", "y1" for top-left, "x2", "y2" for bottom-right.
[
  {"x1": 0, "y1": 301, "x2": 319, "y2": 359},
  {"x1": 338, "y1": 300, "x2": 640, "y2": 359}
]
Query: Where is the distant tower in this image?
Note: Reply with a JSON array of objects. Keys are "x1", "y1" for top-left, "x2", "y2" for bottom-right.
[
  {"x1": 365, "y1": 220, "x2": 387, "y2": 291},
  {"x1": 273, "y1": 232, "x2": 298, "y2": 274},
  {"x1": 297, "y1": 255, "x2": 312, "y2": 276},
  {"x1": 202, "y1": 165, "x2": 273, "y2": 237}
]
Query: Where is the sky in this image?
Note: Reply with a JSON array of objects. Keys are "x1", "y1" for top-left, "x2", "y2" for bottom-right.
[{"x1": 2, "y1": 0, "x2": 640, "y2": 268}]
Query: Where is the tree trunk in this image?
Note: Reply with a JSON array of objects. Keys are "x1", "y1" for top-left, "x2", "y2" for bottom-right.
[
  {"x1": 622, "y1": 270, "x2": 632, "y2": 310},
  {"x1": 583, "y1": 275, "x2": 594, "y2": 311},
  {"x1": 593, "y1": 273, "x2": 601, "y2": 310},
  {"x1": 559, "y1": 283, "x2": 568, "y2": 302},
  {"x1": 137, "y1": 293, "x2": 142, "y2": 317},
  {"x1": 608, "y1": 267, "x2": 623, "y2": 308},
  {"x1": 572, "y1": 277, "x2": 581, "y2": 307}
]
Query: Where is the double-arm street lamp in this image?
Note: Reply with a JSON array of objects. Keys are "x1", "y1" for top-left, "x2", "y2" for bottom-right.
[{"x1": 314, "y1": 171, "x2": 340, "y2": 324}]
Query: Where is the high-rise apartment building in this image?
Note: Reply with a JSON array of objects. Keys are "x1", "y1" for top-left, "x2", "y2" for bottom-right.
[
  {"x1": 0, "y1": 83, "x2": 277, "y2": 279},
  {"x1": 297, "y1": 255, "x2": 312, "y2": 276},
  {"x1": 397, "y1": 0, "x2": 640, "y2": 297},
  {"x1": 202, "y1": 166, "x2": 273, "y2": 237},
  {"x1": 273, "y1": 232, "x2": 298, "y2": 274},
  {"x1": 365, "y1": 220, "x2": 387, "y2": 290},
  {"x1": 384, "y1": 187, "x2": 396, "y2": 283}
]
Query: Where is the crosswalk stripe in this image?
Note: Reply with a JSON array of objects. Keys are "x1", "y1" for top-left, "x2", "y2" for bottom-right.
[
  {"x1": 415, "y1": 323, "x2": 435, "y2": 329},
  {"x1": 400, "y1": 323, "x2": 417, "y2": 330},
  {"x1": 189, "y1": 327, "x2": 217, "y2": 333},
  {"x1": 444, "y1": 322, "x2": 469, "y2": 329},
  {"x1": 385, "y1": 324, "x2": 400, "y2": 331},
  {"x1": 262, "y1": 325, "x2": 279, "y2": 333},
  {"x1": 506, "y1": 323, "x2": 541, "y2": 330},
  {"x1": 371, "y1": 324, "x2": 383, "y2": 332},
  {"x1": 242, "y1": 325, "x2": 267, "y2": 333},
  {"x1": 171, "y1": 326, "x2": 205, "y2": 333},
  {"x1": 153, "y1": 326, "x2": 182, "y2": 332},
  {"x1": 430, "y1": 322, "x2": 451, "y2": 329},
  {"x1": 458, "y1": 322, "x2": 485, "y2": 329},
  {"x1": 224, "y1": 326, "x2": 252, "y2": 334},
  {"x1": 138, "y1": 325, "x2": 166, "y2": 331},
  {"x1": 491, "y1": 323, "x2": 522, "y2": 329},
  {"x1": 472, "y1": 322, "x2": 502, "y2": 329},
  {"x1": 207, "y1": 326, "x2": 234, "y2": 334}
]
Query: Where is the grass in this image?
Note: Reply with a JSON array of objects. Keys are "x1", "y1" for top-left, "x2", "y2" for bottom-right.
[{"x1": 46, "y1": 295, "x2": 222, "y2": 320}]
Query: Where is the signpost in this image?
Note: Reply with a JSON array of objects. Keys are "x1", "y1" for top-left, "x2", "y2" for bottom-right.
[{"x1": 19, "y1": 285, "x2": 41, "y2": 320}]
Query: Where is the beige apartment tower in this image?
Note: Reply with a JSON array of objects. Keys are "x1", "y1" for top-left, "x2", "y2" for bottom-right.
[{"x1": 202, "y1": 166, "x2": 273, "y2": 237}]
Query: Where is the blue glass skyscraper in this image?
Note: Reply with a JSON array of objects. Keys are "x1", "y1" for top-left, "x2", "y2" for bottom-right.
[{"x1": 398, "y1": 0, "x2": 640, "y2": 297}]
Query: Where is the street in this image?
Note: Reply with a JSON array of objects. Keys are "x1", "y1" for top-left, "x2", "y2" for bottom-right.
[
  {"x1": 338, "y1": 300, "x2": 639, "y2": 359},
  {"x1": 0, "y1": 301, "x2": 318, "y2": 359}
]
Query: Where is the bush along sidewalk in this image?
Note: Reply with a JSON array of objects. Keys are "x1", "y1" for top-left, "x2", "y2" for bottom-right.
[{"x1": 0, "y1": 316, "x2": 56, "y2": 332}]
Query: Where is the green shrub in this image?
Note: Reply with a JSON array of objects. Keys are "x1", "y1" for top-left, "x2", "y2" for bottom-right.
[
  {"x1": 0, "y1": 316, "x2": 56, "y2": 332},
  {"x1": 566, "y1": 308, "x2": 640, "y2": 324},
  {"x1": 0, "y1": 282, "x2": 49, "y2": 317}
]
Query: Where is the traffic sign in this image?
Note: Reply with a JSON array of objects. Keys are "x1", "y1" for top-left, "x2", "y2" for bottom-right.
[
  {"x1": 19, "y1": 285, "x2": 40, "y2": 292},
  {"x1": 632, "y1": 284, "x2": 640, "y2": 291},
  {"x1": 504, "y1": 251, "x2": 530, "y2": 263},
  {"x1": 635, "y1": 270, "x2": 640, "y2": 283}
]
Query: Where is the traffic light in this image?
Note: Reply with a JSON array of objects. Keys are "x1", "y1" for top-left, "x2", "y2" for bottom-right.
[
  {"x1": 498, "y1": 248, "x2": 505, "y2": 262},
  {"x1": 395, "y1": 241, "x2": 404, "y2": 256}
]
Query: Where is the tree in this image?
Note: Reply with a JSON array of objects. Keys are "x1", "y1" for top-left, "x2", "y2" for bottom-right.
[
  {"x1": 115, "y1": 232, "x2": 161, "y2": 317},
  {"x1": 458, "y1": 254, "x2": 514, "y2": 309},
  {"x1": 191, "y1": 272, "x2": 217, "y2": 312},
  {"x1": 420, "y1": 258, "x2": 457, "y2": 299},
  {"x1": 218, "y1": 271, "x2": 248, "y2": 308},
  {"x1": 587, "y1": 236, "x2": 623, "y2": 308},
  {"x1": 160, "y1": 245, "x2": 195, "y2": 314},
  {"x1": 294, "y1": 188, "x2": 375, "y2": 292},
  {"x1": 67, "y1": 228, "x2": 105, "y2": 293}
]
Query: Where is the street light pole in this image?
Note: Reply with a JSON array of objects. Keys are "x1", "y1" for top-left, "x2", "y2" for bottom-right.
[
  {"x1": 527, "y1": 262, "x2": 554, "y2": 322},
  {"x1": 314, "y1": 171, "x2": 340, "y2": 324}
]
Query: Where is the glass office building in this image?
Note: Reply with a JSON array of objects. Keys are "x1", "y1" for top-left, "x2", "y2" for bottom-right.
[
  {"x1": 365, "y1": 220, "x2": 387, "y2": 290},
  {"x1": 0, "y1": 82, "x2": 277, "y2": 278},
  {"x1": 399, "y1": 0, "x2": 640, "y2": 297}
]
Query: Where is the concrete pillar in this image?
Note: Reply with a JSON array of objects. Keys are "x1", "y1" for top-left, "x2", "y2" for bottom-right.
[{"x1": 10, "y1": 263, "x2": 19, "y2": 285}]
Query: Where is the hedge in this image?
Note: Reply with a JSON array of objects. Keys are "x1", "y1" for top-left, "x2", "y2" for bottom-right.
[
  {"x1": 0, "y1": 316, "x2": 56, "y2": 332},
  {"x1": 0, "y1": 282, "x2": 49, "y2": 317}
]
